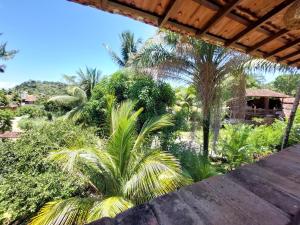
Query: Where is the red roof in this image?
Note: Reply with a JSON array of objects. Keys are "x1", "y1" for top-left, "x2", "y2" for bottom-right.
[
  {"x1": 0, "y1": 131, "x2": 21, "y2": 139},
  {"x1": 246, "y1": 89, "x2": 290, "y2": 98},
  {"x1": 24, "y1": 95, "x2": 37, "y2": 102}
]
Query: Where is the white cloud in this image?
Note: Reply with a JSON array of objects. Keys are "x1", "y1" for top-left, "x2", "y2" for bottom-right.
[{"x1": 0, "y1": 81, "x2": 17, "y2": 89}]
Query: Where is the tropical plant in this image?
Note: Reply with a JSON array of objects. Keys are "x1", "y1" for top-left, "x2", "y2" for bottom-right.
[
  {"x1": 16, "y1": 105, "x2": 46, "y2": 118},
  {"x1": 0, "y1": 121, "x2": 92, "y2": 224},
  {"x1": 63, "y1": 67, "x2": 101, "y2": 99},
  {"x1": 30, "y1": 101, "x2": 189, "y2": 224},
  {"x1": 132, "y1": 30, "x2": 241, "y2": 158},
  {"x1": 0, "y1": 33, "x2": 17, "y2": 73},
  {"x1": 219, "y1": 124, "x2": 254, "y2": 171},
  {"x1": 104, "y1": 31, "x2": 142, "y2": 67},
  {"x1": 48, "y1": 87, "x2": 87, "y2": 123},
  {"x1": 271, "y1": 74, "x2": 300, "y2": 96},
  {"x1": 168, "y1": 142, "x2": 217, "y2": 182},
  {"x1": 0, "y1": 90, "x2": 8, "y2": 106},
  {"x1": 0, "y1": 109, "x2": 14, "y2": 132}
]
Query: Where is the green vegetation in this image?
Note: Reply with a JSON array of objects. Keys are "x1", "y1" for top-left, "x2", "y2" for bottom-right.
[
  {"x1": 2, "y1": 29, "x2": 300, "y2": 225},
  {"x1": 12, "y1": 80, "x2": 67, "y2": 97},
  {"x1": 271, "y1": 74, "x2": 300, "y2": 96},
  {"x1": 0, "y1": 33, "x2": 17, "y2": 73},
  {"x1": 0, "y1": 110, "x2": 14, "y2": 132},
  {"x1": 30, "y1": 101, "x2": 188, "y2": 224},
  {"x1": 0, "y1": 121, "x2": 96, "y2": 224}
]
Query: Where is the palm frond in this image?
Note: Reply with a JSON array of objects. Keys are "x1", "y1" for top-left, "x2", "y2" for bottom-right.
[
  {"x1": 133, "y1": 114, "x2": 174, "y2": 151},
  {"x1": 103, "y1": 43, "x2": 125, "y2": 67},
  {"x1": 29, "y1": 197, "x2": 95, "y2": 225},
  {"x1": 48, "y1": 95, "x2": 80, "y2": 107},
  {"x1": 87, "y1": 197, "x2": 133, "y2": 222},
  {"x1": 124, "y1": 150, "x2": 190, "y2": 203}
]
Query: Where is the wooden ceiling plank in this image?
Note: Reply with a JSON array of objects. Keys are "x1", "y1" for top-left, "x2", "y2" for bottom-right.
[
  {"x1": 159, "y1": 0, "x2": 181, "y2": 27},
  {"x1": 193, "y1": 0, "x2": 274, "y2": 37},
  {"x1": 266, "y1": 38, "x2": 300, "y2": 58},
  {"x1": 278, "y1": 49, "x2": 300, "y2": 62},
  {"x1": 288, "y1": 58, "x2": 300, "y2": 66},
  {"x1": 196, "y1": 0, "x2": 242, "y2": 38},
  {"x1": 225, "y1": 0, "x2": 296, "y2": 47},
  {"x1": 247, "y1": 29, "x2": 290, "y2": 54}
]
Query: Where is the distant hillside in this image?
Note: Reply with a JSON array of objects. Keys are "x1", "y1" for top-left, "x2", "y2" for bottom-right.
[{"x1": 12, "y1": 80, "x2": 68, "y2": 97}]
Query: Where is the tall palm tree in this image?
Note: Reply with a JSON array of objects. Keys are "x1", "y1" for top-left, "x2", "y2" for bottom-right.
[
  {"x1": 63, "y1": 67, "x2": 101, "y2": 99},
  {"x1": 132, "y1": 31, "x2": 240, "y2": 158},
  {"x1": 30, "y1": 101, "x2": 189, "y2": 225},
  {"x1": 0, "y1": 33, "x2": 17, "y2": 73},
  {"x1": 104, "y1": 31, "x2": 142, "y2": 67},
  {"x1": 48, "y1": 86, "x2": 87, "y2": 122}
]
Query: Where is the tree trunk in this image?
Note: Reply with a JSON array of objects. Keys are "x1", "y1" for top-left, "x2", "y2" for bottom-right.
[
  {"x1": 202, "y1": 112, "x2": 210, "y2": 159},
  {"x1": 281, "y1": 83, "x2": 300, "y2": 150}
]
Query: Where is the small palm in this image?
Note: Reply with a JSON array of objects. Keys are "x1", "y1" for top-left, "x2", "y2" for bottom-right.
[{"x1": 30, "y1": 101, "x2": 189, "y2": 225}]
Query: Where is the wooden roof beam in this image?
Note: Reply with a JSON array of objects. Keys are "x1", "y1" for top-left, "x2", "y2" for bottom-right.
[
  {"x1": 265, "y1": 38, "x2": 300, "y2": 58},
  {"x1": 193, "y1": 0, "x2": 274, "y2": 37},
  {"x1": 288, "y1": 58, "x2": 300, "y2": 66},
  {"x1": 247, "y1": 29, "x2": 290, "y2": 54},
  {"x1": 159, "y1": 0, "x2": 181, "y2": 27},
  {"x1": 196, "y1": 0, "x2": 242, "y2": 38},
  {"x1": 225, "y1": 0, "x2": 296, "y2": 47},
  {"x1": 278, "y1": 49, "x2": 300, "y2": 63}
]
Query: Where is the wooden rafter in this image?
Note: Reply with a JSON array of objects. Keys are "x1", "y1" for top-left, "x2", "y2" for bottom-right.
[
  {"x1": 266, "y1": 38, "x2": 300, "y2": 58},
  {"x1": 225, "y1": 0, "x2": 296, "y2": 47},
  {"x1": 196, "y1": 0, "x2": 242, "y2": 37},
  {"x1": 288, "y1": 57, "x2": 300, "y2": 66},
  {"x1": 192, "y1": 0, "x2": 273, "y2": 37},
  {"x1": 247, "y1": 29, "x2": 290, "y2": 54},
  {"x1": 159, "y1": 0, "x2": 181, "y2": 27},
  {"x1": 278, "y1": 49, "x2": 300, "y2": 62}
]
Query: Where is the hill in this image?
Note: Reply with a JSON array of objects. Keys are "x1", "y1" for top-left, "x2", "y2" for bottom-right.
[{"x1": 11, "y1": 80, "x2": 68, "y2": 97}]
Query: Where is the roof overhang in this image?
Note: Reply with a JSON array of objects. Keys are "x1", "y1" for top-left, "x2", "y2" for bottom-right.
[{"x1": 69, "y1": 0, "x2": 300, "y2": 68}]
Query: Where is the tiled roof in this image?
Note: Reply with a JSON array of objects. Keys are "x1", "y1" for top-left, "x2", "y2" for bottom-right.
[
  {"x1": 0, "y1": 131, "x2": 21, "y2": 138},
  {"x1": 246, "y1": 89, "x2": 290, "y2": 98},
  {"x1": 88, "y1": 145, "x2": 300, "y2": 225},
  {"x1": 24, "y1": 95, "x2": 37, "y2": 102}
]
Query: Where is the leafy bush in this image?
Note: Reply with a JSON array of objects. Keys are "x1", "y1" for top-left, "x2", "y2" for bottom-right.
[
  {"x1": 16, "y1": 105, "x2": 46, "y2": 118},
  {"x1": 0, "y1": 121, "x2": 96, "y2": 224},
  {"x1": 0, "y1": 109, "x2": 14, "y2": 132},
  {"x1": 0, "y1": 91, "x2": 8, "y2": 106},
  {"x1": 218, "y1": 124, "x2": 254, "y2": 170},
  {"x1": 247, "y1": 120, "x2": 285, "y2": 151},
  {"x1": 168, "y1": 142, "x2": 217, "y2": 182},
  {"x1": 18, "y1": 118, "x2": 48, "y2": 130}
]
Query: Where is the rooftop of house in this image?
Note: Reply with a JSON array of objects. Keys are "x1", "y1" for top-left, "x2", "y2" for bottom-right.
[
  {"x1": 88, "y1": 145, "x2": 300, "y2": 225},
  {"x1": 246, "y1": 89, "x2": 291, "y2": 98},
  {"x1": 0, "y1": 131, "x2": 21, "y2": 139},
  {"x1": 22, "y1": 95, "x2": 37, "y2": 102}
]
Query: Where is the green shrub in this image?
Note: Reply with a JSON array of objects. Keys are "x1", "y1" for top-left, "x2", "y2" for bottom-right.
[
  {"x1": 168, "y1": 142, "x2": 217, "y2": 182},
  {"x1": 0, "y1": 109, "x2": 14, "y2": 132},
  {"x1": 18, "y1": 118, "x2": 48, "y2": 130},
  {"x1": 247, "y1": 120, "x2": 285, "y2": 151},
  {"x1": 16, "y1": 105, "x2": 46, "y2": 118},
  {"x1": 0, "y1": 120, "x2": 96, "y2": 224},
  {"x1": 219, "y1": 124, "x2": 255, "y2": 170}
]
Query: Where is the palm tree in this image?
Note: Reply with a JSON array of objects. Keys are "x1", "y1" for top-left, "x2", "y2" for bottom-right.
[
  {"x1": 0, "y1": 33, "x2": 17, "y2": 73},
  {"x1": 48, "y1": 86, "x2": 87, "y2": 122},
  {"x1": 104, "y1": 31, "x2": 142, "y2": 67},
  {"x1": 30, "y1": 101, "x2": 189, "y2": 225},
  {"x1": 132, "y1": 31, "x2": 240, "y2": 159},
  {"x1": 63, "y1": 67, "x2": 101, "y2": 99}
]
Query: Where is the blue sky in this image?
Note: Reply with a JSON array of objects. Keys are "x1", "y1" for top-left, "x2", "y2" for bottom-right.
[
  {"x1": 0, "y1": 0, "x2": 156, "y2": 88},
  {"x1": 0, "y1": 0, "x2": 282, "y2": 89}
]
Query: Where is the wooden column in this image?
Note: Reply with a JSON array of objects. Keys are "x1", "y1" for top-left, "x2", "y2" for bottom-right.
[{"x1": 264, "y1": 97, "x2": 269, "y2": 115}]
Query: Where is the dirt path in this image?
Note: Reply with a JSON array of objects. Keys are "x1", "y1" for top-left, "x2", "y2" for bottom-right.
[{"x1": 11, "y1": 116, "x2": 23, "y2": 132}]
